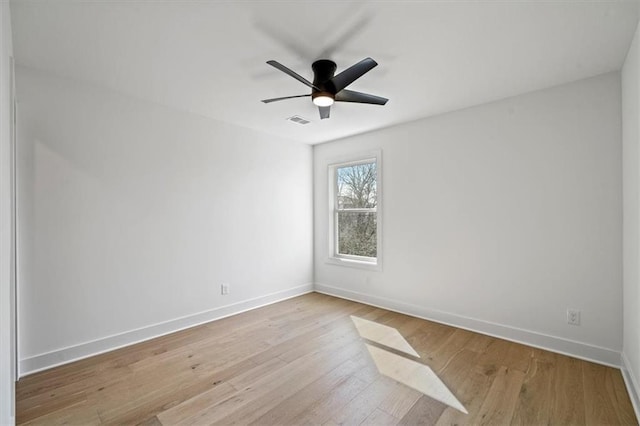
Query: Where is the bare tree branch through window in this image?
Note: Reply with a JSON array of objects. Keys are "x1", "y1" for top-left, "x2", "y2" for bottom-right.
[{"x1": 336, "y1": 161, "x2": 377, "y2": 258}]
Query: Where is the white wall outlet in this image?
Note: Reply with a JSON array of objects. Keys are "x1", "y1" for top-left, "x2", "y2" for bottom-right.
[
  {"x1": 221, "y1": 283, "x2": 230, "y2": 295},
  {"x1": 567, "y1": 309, "x2": 580, "y2": 326}
]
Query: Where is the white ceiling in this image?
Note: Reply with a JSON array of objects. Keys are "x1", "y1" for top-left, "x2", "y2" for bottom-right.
[{"x1": 10, "y1": 0, "x2": 640, "y2": 145}]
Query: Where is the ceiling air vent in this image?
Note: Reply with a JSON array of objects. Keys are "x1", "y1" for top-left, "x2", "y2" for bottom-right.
[{"x1": 287, "y1": 115, "x2": 311, "y2": 125}]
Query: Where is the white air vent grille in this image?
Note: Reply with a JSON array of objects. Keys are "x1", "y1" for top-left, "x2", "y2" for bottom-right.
[{"x1": 287, "y1": 115, "x2": 311, "y2": 125}]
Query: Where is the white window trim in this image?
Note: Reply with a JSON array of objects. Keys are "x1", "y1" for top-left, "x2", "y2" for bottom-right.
[{"x1": 327, "y1": 150, "x2": 382, "y2": 271}]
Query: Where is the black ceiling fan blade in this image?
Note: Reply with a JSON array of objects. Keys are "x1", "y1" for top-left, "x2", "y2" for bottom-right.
[
  {"x1": 330, "y1": 57, "x2": 378, "y2": 93},
  {"x1": 335, "y1": 89, "x2": 388, "y2": 105},
  {"x1": 319, "y1": 106, "x2": 331, "y2": 119},
  {"x1": 261, "y1": 94, "x2": 311, "y2": 104},
  {"x1": 266, "y1": 60, "x2": 320, "y2": 90}
]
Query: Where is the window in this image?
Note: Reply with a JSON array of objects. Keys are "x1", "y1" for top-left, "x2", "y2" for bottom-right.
[{"x1": 328, "y1": 153, "x2": 381, "y2": 268}]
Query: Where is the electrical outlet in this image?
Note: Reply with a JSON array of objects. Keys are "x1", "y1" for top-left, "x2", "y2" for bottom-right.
[
  {"x1": 221, "y1": 283, "x2": 230, "y2": 295},
  {"x1": 567, "y1": 309, "x2": 580, "y2": 326}
]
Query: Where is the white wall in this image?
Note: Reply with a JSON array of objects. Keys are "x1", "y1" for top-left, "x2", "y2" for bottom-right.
[
  {"x1": 16, "y1": 67, "x2": 313, "y2": 374},
  {"x1": 622, "y1": 19, "x2": 640, "y2": 418},
  {"x1": 315, "y1": 72, "x2": 623, "y2": 365},
  {"x1": 0, "y1": 2, "x2": 16, "y2": 423}
]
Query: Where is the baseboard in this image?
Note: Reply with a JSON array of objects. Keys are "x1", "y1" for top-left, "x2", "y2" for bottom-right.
[
  {"x1": 314, "y1": 283, "x2": 621, "y2": 367},
  {"x1": 19, "y1": 283, "x2": 314, "y2": 376},
  {"x1": 622, "y1": 352, "x2": 640, "y2": 420}
]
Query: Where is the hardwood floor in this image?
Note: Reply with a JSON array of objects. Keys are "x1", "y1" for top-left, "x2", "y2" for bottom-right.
[{"x1": 16, "y1": 293, "x2": 638, "y2": 425}]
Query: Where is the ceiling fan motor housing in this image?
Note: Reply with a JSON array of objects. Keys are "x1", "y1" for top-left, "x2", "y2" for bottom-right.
[{"x1": 312, "y1": 59, "x2": 338, "y2": 101}]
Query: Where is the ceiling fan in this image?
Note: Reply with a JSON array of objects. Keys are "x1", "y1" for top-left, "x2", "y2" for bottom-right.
[{"x1": 261, "y1": 57, "x2": 388, "y2": 120}]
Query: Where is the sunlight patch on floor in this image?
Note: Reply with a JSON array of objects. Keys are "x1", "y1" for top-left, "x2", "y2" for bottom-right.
[
  {"x1": 365, "y1": 344, "x2": 468, "y2": 414},
  {"x1": 350, "y1": 315, "x2": 419, "y2": 357},
  {"x1": 351, "y1": 315, "x2": 467, "y2": 414}
]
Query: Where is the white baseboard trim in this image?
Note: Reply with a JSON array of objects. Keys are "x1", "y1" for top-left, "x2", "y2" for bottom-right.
[
  {"x1": 621, "y1": 352, "x2": 640, "y2": 420},
  {"x1": 314, "y1": 283, "x2": 621, "y2": 367},
  {"x1": 19, "y1": 283, "x2": 314, "y2": 376}
]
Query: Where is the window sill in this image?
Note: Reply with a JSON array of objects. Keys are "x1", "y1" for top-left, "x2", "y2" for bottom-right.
[{"x1": 326, "y1": 256, "x2": 382, "y2": 271}]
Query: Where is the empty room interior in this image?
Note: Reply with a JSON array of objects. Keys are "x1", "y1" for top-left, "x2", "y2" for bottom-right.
[{"x1": 2, "y1": 0, "x2": 640, "y2": 424}]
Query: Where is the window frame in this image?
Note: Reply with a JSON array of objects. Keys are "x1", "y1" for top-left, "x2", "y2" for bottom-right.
[{"x1": 327, "y1": 151, "x2": 382, "y2": 271}]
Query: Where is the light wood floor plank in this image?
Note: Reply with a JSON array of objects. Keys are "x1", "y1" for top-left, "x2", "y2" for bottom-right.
[
  {"x1": 247, "y1": 358, "x2": 362, "y2": 425},
  {"x1": 583, "y1": 362, "x2": 629, "y2": 425},
  {"x1": 22, "y1": 400, "x2": 101, "y2": 426},
  {"x1": 377, "y1": 381, "x2": 422, "y2": 420},
  {"x1": 215, "y1": 351, "x2": 365, "y2": 425},
  {"x1": 426, "y1": 328, "x2": 475, "y2": 373},
  {"x1": 155, "y1": 381, "x2": 237, "y2": 425},
  {"x1": 553, "y1": 354, "x2": 587, "y2": 425},
  {"x1": 471, "y1": 366, "x2": 526, "y2": 425},
  {"x1": 610, "y1": 365, "x2": 639, "y2": 425},
  {"x1": 329, "y1": 376, "x2": 398, "y2": 426},
  {"x1": 434, "y1": 369, "x2": 493, "y2": 426},
  {"x1": 433, "y1": 348, "x2": 487, "y2": 425},
  {"x1": 287, "y1": 375, "x2": 369, "y2": 425},
  {"x1": 361, "y1": 408, "x2": 398, "y2": 426},
  {"x1": 511, "y1": 350, "x2": 556, "y2": 425},
  {"x1": 180, "y1": 340, "x2": 364, "y2": 425},
  {"x1": 398, "y1": 395, "x2": 448, "y2": 425}
]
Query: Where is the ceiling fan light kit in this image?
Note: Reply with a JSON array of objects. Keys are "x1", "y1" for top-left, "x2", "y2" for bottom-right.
[
  {"x1": 312, "y1": 92, "x2": 335, "y2": 107},
  {"x1": 262, "y1": 57, "x2": 388, "y2": 120}
]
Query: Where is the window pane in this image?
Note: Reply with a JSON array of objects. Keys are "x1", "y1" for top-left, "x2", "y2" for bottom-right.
[
  {"x1": 337, "y1": 211, "x2": 377, "y2": 258},
  {"x1": 337, "y1": 162, "x2": 377, "y2": 209}
]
